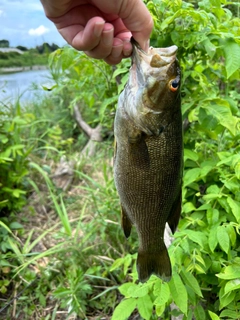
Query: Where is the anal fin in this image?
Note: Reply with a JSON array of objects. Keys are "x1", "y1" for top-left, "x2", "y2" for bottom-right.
[{"x1": 121, "y1": 205, "x2": 132, "y2": 238}]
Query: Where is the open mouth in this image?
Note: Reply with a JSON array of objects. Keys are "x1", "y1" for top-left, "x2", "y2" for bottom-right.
[{"x1": 131, "y1": 38, "x2": 178, "y2": 69}]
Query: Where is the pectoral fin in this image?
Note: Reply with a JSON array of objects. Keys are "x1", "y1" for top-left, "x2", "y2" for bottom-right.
[
  {"x1": 127, "y1": 128, "x2": 150, "y2": 169},
  {"x1": 167, "y1": 190, "x2": 182, "y2": 234},
  {"x1": 121, "y1": 205, "x2": 132, "y2": 238}
]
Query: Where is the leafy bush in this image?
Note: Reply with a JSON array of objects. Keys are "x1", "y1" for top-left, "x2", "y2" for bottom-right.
[
  {"x1": 0, "y1": 103, "x2": 31, "y2": 215},
  {"x1": 48, "y1": 45, "x2": 130, "y2": 133},
  {"x1": 110, "y1": 0, "x2": 240, "y2": 319}
]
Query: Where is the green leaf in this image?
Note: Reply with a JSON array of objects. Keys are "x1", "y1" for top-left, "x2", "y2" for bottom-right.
[
  {"x1": 207, "y1": 208, "x2": 219, "y2": 225},
  {"x1": 194, "y1": 303, "x2": 206, "y2": 320},
  {"x1": 226, "y1": 225, "x2": 236, "y2": 247},
  {"x1": 42, "y1": 84, "x2": 57, "y2": 91},
  {"x1": 155, "y1": 304, "x2": 165, "y2": 317},
  {"x1": 195, "y1": 264, "x2": 206, "y2": 274},
  {"x1": 118, "y1": 283, "x2": 134, "y2": 297},
  {"x1": 169, "y1": 273, "x2": 188, "y2": 315},
  {"x1": 217, "y1": 226, "x2": 230, "y2": 254},
  {"x1": 61, "y1": 46, "x2": 77, "y2": 71},
  {"x1": 154, "y1": 282, "x2": 170, "y2": 306},
  {"x1": 199, "y1": 165, "x2": 213, "y2": 179},
  {"x1": 217, "y1": 265, "x2": 240, "y2": 280},
  {"x1": 224, "y1": 279, "x2": 240, "y2": 295},
  {"x1": 227, "y1": 197, "x2": 240, "y2": 223},
  {"x1": 235, "y1": 162, "x2": 240, "y2": 179},
  {"x1": 183, "y1": 168, "x2": 201, "y2": 186},
  {"x1": 201, "y1": 37, "x2": 216, "y2": 58},
  {"x1": 112, "y1": 298, "x2": 137, "y2": 320},
  {"x1": 219, "y1": 289, "x2": 235, "y2": 309},
  {"x1": 9, "y1": 222, "x2": 23, "y2": 230},
  {"x1": 99, "y1": 96, "x2": 118, "y2": 121},
  {"x1": 208, "y1": 311, "x2": 220, "y2": 320},
  {"x1": 217, "y1": 153, "x2": 240, "y2": 167},
  {"x1": 12, "y1": 189, "x2": 26, "y2": 198},
  {"x1": 137, "y1": 295, "x2": 153, "y2": 320},
  {"x1": 222, "y1": 39, "x2": 240, "y2": 79},
  {"x1": 184, "y1": 230, "x2": 207, "y2": 248},
  {"x1": 53, "y1": 287, "x2": 72, "y2": 298},
  {"x1": 110, "y1": 257, "x2": 125, "y2": 272},
  {"x1": 184, "y1": 149, "x2": 199, "y2": 162},
  {"x1": 201, "y1": 99, "x2": 238, "y2": 135},
  {"x1": 223, "y1": 178, "x2": 239, "y2": 193},
  {"x1": 112, "y1": 67, "x2": 129, "y2": 78},
  {"x1": 180, "y1": 268, "x2": 203, "y2": 297},
  {"x1": 220, "y1": 309, "x2": 240, "y2": 319},
  {"x1": 209, "y1": 227, "x2": 218, "y2": 252},
  {"x1": 182, "y1": 202, "x2": 196, "y2": 214},
  {"x1": 128, "y1": 283, "x2": 149, "y2": 298}
]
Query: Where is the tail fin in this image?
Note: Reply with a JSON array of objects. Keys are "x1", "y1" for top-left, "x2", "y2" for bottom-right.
[{"x1": 137, "y1": 246, "x2": 172, "y2": 283}]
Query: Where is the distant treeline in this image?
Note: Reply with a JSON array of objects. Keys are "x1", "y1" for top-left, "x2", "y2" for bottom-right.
[
  {"x1": 0, "y1": 40, "x2": 60, "y2": 69},
  {"x1": 0, "y1": 39, "x2": 59, "y2": 54}
]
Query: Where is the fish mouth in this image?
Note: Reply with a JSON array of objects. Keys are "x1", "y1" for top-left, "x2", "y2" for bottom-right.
[
  {"x1": 131, "y1": 37, "x2": 178, "y2": 69},
  {"x1": 129, "y1": 38, "x2": 180, "y2": 110}
]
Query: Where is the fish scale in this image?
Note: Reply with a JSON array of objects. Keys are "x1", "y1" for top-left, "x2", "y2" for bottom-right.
[{"x1": 114, "y1": 40, "x2": 183, "y2": 282}]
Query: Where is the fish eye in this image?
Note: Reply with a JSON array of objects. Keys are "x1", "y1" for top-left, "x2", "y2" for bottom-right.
[{"x1": 169, "y1": 77, "x2": 180, "y2": 92}]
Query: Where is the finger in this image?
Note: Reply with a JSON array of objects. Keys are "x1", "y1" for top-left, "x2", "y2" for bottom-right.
[
  {"x1": 58, "y1": 16, "x2": 107, "y2": 51},
  {"x1": 84, "y1": 23, "x2": 114, "y2": 59},
  {"x1": 122, "y1": 40, "x2": 132, "y2": 57},
  {"x1": 118, "y1": 0, "x2": 153, "y2": 51},
  {"x1": 103, "y1": 38, "x2": 124, "y2": 65},
  {"x1": 71, "y1": 17, "x2": 106, "y2": 51}
]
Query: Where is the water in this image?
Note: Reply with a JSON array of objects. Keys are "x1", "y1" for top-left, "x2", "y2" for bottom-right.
[{"x1": 0, "y1": 69, "x2": 55, "y2": 105}]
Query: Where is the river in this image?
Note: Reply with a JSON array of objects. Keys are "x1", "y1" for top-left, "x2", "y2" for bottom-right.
[{"x1": 0, "y1": 69, "x2": 55, "y2": 105}]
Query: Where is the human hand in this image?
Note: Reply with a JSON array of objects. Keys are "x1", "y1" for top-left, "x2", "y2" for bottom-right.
[{"x1": 40, "y1": 0, "x2": 153, "y2": 65}]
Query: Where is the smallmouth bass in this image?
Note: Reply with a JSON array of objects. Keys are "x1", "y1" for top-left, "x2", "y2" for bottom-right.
[{"x1": 113, "y1": 40, "x2": 183, "y2": 282}]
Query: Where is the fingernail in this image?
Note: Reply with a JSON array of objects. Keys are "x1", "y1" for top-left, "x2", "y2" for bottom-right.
[
  {"x1": 112, "y1": 46, "x2": 122, "y2": 58},
  {"x1": 103, "y1": 29, "x2": 113, "y2": 46},
  {"x1": 94, "y1": 21, "x2": 105, "y2": 37},
  {"x1": 123, "y1": 40, "x2": 132, "y2": 57}
]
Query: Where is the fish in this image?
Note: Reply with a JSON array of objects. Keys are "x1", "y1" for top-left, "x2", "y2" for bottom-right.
[{"x1": 113, "y1": 39, "x2": 183, "y2": 283}]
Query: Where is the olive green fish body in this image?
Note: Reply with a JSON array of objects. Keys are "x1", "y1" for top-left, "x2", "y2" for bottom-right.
[{"x1": 114, "y1": 43, "x2": 183, "y2": 282}]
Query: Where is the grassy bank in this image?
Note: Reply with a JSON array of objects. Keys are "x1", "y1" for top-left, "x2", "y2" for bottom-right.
[{"x1": 0, "y1": 89, "x2": 125, "y2": 319}]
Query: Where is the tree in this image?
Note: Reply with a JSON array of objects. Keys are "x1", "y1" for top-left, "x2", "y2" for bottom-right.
[
  {"x1": 16, "y1": 45, "x2": 28, "y2": 51},
  {"x1": 0, "y1": 39, "x2": 9, "y2": 48}
]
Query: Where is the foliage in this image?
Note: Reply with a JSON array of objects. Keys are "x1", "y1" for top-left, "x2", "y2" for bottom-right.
[
  {"x1": 0, "y1": 102, "x2": 31, "y2": 215},
  {"x1": 111, "y1": 0, "x2": 240, "y2": 319},
  {"x1": 0, "y1": 0, "x2": 240, "y2": 318},
  {"x1": 0, "y1": 153, "x2": 123, "y2": 318},
  {"x1": 36, "y1": 42, "x2": 59, "y2": 54},
  {"x1": 48, "y1": 45, "x2": 130, "y2": 132}
]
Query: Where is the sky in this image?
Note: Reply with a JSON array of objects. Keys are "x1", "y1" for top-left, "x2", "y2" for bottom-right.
[{"x1": 0, "y1": 0, "x2": 67, "y2": 48}]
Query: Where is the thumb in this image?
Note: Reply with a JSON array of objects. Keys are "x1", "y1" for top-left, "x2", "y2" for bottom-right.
[{"x1": 119, "y1": 0, "x2": 153, "y2": 50}]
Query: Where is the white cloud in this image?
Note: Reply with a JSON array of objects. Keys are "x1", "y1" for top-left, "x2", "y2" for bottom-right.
[
  {"x1": 28, "y1": 25, "x2": 49, "y2": 36},
  {"x1": 0, "y1": 9, "x2": 4, "y2": 16}
]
